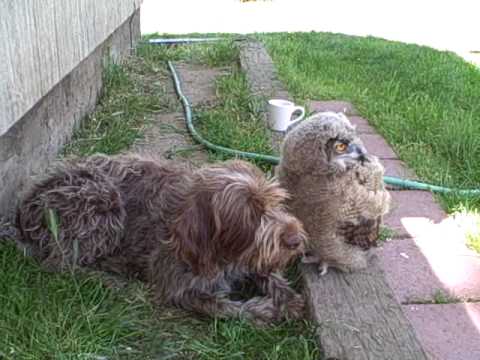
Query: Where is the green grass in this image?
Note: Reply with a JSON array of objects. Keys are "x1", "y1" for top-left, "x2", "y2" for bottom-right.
[
  {"x1": 195, "y1": 70, "x2": 275, "y2": 171},
  {"x1": 454, "y1": 207, "x2": 480, "y2": 253},
  {"x1": 1, "y1": 239, "x2": 321, "y2": 359},
  {"x1": 467, "y1": 231, "x2": 480, "y2": 253},
  {"x1": 0, "y1": 241, "x2": 160, "y2": 359},
  {"x1": 466, "y1": 212, "x2": 480, "y2": 253},
  {"x1": 405, "y1": 289, "x2": 461, "y2": 305},
  {"x1": 173, "y1": 319, "x2": 320, "y2": 360},
  {"x1": 63, "y1": 57, "x2": 175, "y2": 157},
  {"x1": 432, "y1": 290, "x2": 460, "y2": 304},
  {"x1": 378, "y1": 226, "x2": 396, "y2": 242},
  {"x1": 260, "y1": 32, "x2": 480, "y2": 212},
  {"x1": 137, "y1": 34, "x2": 240, "y2": 68}
]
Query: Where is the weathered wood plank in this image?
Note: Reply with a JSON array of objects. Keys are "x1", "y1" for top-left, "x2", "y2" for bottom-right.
[{"x1": 303, "y1": 255, "x2": 428, "y2": 360}]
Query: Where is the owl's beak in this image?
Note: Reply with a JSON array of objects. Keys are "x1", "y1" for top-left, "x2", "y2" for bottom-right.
[{"x1": 347, "y1": 143, "x2": 368, "y2": 162}]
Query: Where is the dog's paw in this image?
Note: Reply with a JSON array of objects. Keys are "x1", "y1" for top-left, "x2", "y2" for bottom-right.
[
  {"x1": 241, "y1": 297, "x2": 280, "y2": 326},
  {"x1": 284, "y1": 293, "x2": 305, "y2": 320}
]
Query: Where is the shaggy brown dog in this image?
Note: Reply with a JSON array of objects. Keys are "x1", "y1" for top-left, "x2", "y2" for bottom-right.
[{"x1": 16, "y1": 154, "x2": 307, "y2": 324}]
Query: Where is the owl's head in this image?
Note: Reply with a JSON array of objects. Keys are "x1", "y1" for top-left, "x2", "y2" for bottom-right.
[{"x1": 280, "y1": 112, "x2": 368, "y2": 177}]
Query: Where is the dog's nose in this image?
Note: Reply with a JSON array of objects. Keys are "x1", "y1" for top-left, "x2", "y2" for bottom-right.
[{"x1": 284, "y1": 234, "x2": 303, "y2": 249}]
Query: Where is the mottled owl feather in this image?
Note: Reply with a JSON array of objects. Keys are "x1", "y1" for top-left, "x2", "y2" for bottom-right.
[
  {"x1": 339, "y1": 216, "x2": 381, "y2": 250},
  {"x1": 277, "y1": 111, "x2": 390, "y2": 274}
]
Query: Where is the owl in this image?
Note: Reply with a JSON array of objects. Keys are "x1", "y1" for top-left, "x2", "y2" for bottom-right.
[{"x1": 276, "y1": 112, "x2": 390, "y2": 275}]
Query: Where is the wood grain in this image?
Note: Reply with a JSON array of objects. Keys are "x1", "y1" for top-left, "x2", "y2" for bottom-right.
[
  {"x1": 0, "y1": 0, "x2": 143, "y2": 136},
  {"x1": 303, "y1": 255, "x2": 428, "y2": 360}
]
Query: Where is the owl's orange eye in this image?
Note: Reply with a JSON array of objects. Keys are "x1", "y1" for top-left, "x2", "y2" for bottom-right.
[{"x1": 335, "y1": 143, "x2": 348, "y2": 153}]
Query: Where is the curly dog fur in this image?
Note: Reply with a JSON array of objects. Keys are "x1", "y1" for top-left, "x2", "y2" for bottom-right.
[{"x1": 16, "y1": 154, "x2": 307, "y2": 324}]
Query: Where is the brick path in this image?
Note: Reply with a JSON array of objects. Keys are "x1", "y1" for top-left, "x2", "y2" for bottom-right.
[
  {"x1": 239, "y1": 40, "x2": 480, "y2": 360},
  {"x1": 309, "y1": 100, "x2": 480, "y2": 360}
]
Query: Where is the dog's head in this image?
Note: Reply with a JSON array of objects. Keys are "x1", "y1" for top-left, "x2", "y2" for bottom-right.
[{"x1": 169, "y1": 160, "x2": 307, "y2": 278}]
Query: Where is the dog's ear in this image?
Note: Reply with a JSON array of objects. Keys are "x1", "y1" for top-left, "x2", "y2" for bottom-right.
[
  {"x1": 170, "y1": 188, "x2": 219, "y2": 277},
  {"x1": 220, "y1": 160, "x2": 290, "y2": 208},
  {"x1": 170, "y1": 171, "x2": 266, "y2": 278}
]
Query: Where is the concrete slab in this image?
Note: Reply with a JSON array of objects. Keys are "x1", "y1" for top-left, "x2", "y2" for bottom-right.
[
  {"x1": 379, "y1": 236, "x2": 480, "y2": 302},
  {"x1": 384, "y1": 190, "x2": 446, "y2": 238},
  {"x1": 307, "y1": 100, "x2": 358, "y2": 116},
  {"x1": 132, "y1": 112, "x2": 209, "y2": 166},
  {"x1": 403, "y1": 303, "x2": 480, "y2": 360},
  {"x1": 360, "y1": 133, "x2": 398, "y2": 159},
  {"x1": 175, "y1": 63, "x2": 229, "y2": 107}
]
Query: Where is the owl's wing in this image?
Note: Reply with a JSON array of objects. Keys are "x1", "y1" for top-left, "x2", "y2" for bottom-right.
[{"x1": 338, "y1": 216, "x2": 381, "y2": 250}]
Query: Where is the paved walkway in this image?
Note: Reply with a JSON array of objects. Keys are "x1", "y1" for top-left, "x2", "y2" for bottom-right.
[
  {"x1": 308, "y1": 100, "x2": 480, "y2": 360},
  {"x1": 236, "y1": 39, "x2": 480, "y2": 359}
]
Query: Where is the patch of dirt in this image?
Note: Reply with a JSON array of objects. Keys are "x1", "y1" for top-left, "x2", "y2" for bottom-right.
[
  {"x1": 132, "y1": 112, "x2": 208, "y2": 166},
  {"x1": 175, "y1": 62, "x2": 230, "y2": 108}
]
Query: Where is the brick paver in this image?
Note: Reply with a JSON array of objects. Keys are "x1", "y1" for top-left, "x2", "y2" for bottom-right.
[
  {"x1": 379, "y1": 236, "x2": 480, "y2": 303},
  {"x1": 238, "y1": 39, "x2": 480, "y2": 359},
  {"x1": 382, "y1": 159, "x2": 417, "y2": 180},
  {"x1": 384, "y1": 190, "x2": 446, "y2": 238},
  {"x1": 402, "y1": 303, "x2": 480, "y2": 360},
  {"x1": 348, "y1": 116, "x2": 377, "y2": 134},
  {"x1": 308, "y1": 100, "x2": 358, "y2": 116},
  {"x1": 361, "y1": 133, "x2": 398, "y2": 159}
]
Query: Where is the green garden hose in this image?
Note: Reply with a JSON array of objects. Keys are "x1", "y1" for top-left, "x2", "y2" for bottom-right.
[
  {"x1": 168, "y1": 61, "x2": 279, "y2": 164},
  {"x1": 383, "y1": 176, "x2": 480, "y2": 195},
  {"x1": 167, "y1": 60, "x2": 480, "y2": 196}
]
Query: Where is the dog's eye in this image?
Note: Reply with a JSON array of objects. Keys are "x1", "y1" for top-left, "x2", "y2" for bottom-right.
[{"x1": 335, "y1": 142, "x2": 348, "y2": 153}]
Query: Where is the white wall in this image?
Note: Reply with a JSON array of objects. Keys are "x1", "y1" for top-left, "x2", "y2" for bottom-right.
[{"x1": 0, "y1": 0, "x2": 142, "y2": 136}]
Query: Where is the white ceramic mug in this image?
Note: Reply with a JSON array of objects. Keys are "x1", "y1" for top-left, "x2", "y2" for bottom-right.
[{"x1": 267, "y1": 99, "x2": 305, "y2": 132}]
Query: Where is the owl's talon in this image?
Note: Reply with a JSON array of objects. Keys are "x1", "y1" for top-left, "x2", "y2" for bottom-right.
[{"x1": 319, "y1": 262, "x2": 329, "y2": 276}]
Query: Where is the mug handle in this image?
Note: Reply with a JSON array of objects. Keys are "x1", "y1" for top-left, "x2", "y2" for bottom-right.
[{"x1": 287, "y1": 106, "x2": 305, "y2": 130}]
